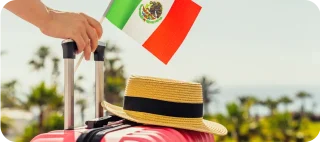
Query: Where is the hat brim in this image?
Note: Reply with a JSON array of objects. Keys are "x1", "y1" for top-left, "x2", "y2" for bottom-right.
[{"x1": 101, "y1": 101, "x2": 228, "y2": 136}]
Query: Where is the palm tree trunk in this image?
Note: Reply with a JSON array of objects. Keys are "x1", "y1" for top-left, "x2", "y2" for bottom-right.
[
  {"x1": 235, "y1": 126, "x2": 241, "y2": 142},
  {"x1": 301, "y1": 99, "x2": 305, "y2": 116},
  {"x1": 284, "y1": 135, "x2": 290, "y2": 142},
  {"x1": 81, "y1": 109, "x2": 85, "y2": 124},
  {"x1": 247, "y1": 108, "x2": 251, "y2": 118},
  {"x1": 39, "y1": 107, "x2": 44, "y2": 133}
]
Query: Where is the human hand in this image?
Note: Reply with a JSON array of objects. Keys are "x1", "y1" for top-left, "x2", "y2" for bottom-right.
[{"x1": 40, "y1": 11, "x2": 103, "y2": 60}]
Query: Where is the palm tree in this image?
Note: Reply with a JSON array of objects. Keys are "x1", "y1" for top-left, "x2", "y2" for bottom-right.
[
  {"x1": 238, "y1": 96, "x2": 257, "y2": 119},
  {"x1": 1, "y1": 80, "x2": 22, "y2": 108},
  {"x1": 51, "y1": 57, "x2": 60, "y2": 84},
  {"x1": 262, "y1": 98, "x2": 279, "y2": 116},
  {"x1": 1, "y1": 80, "x2": 18, "y2": 96},
  {"x1": 279, "y1": 96, "x2": 293, "y2": 112},
  {"x1": 29, "y1": 46, "x2": 50, "y2": 71},
  {"x1": 1, "y1": 92, "x2": 20, "y2": 109},
  {"x1": 29, "y1": 46, "x2": 61, "y2": 83},
  {"x1": 73, "y1": 75, "x2": 88, "y2": 124},
  {"x1": 226, "y1": 102, "x2": 247, "y2": 142},
  {"x1": 26, "y1": 82, "x2": 62, "y2": 132},
  {"x1": 103, "y1": 41, "x2": 126, "y2": 106},
  {"x1": 312, "y1": 102, "x2": 317, "y2": 115},
  {"x1": 76, "y1": 99, "x2": 87, "y2": 124},
  {"x1": 0, "y1": 51, "x2": 6, "y2": 57},
  {"x1": 194, "y1": 75, "x2": 220, "y2": 115},
  {"x1": 296, "y1": 91, "x2": 312, "y2": 116},
  {"x1": 75, "y1": 75, "x2": 86, "y2": 94}
]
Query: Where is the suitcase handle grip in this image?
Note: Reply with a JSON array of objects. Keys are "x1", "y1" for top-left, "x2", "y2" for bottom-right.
[
  {"x1": 62, "y1": 39, "x2": 106, "y2": 130},
  {"x1": 62, "y1": 39, "x2": 78, "y2": 59}
]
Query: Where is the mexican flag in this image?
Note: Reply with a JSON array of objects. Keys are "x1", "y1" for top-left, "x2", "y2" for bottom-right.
[{"x1": 105, "y1": 0, "x2": 202, "y2": 64}]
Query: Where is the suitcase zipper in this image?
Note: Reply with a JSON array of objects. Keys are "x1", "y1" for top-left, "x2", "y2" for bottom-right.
[
  {"x1": 90, "y1": 124, "x2": 133, "y2": 142},
  {"x1": 89, "y1": 120, "x2": 140, "y2": 142},
  {"x1": 76, "y1": 125, "x2": 115, "y2": 142},
  {"x1": 77, "y1": 123, "x2": 125, "y2": 142}
]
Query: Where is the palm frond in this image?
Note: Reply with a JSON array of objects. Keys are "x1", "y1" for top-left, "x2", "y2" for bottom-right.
[{"x1": 1, "y1": 50, "x2": 7, "y2": 56}]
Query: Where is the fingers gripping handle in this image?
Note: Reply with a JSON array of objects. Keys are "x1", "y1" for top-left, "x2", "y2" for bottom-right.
[{"x1": 62, "y1": 39, "x2": 106, "y2": 130}]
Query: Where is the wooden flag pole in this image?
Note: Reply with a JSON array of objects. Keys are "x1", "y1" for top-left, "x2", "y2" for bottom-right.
[{"x1": 74, "y1": 0, "x2": 114, "y2": 73}]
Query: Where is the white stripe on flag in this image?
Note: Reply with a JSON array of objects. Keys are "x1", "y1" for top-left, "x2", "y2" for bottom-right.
[{"x1": 122, "y1": 0, "x2": 175, "y2": 44}]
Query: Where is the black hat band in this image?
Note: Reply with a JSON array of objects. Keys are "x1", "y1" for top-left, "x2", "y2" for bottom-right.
[{"x1": 123, "y1": 96, "x2": 203, "y2": 118}]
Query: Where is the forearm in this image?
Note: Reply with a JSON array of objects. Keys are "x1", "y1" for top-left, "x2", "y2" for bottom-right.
[{"x1": 4, "y1": 0, "x2": 53, "y2": 29}]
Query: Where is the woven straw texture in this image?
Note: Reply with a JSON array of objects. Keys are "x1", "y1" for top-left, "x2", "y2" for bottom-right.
[{"x1": 101, "y1": 75, "x2": 228, "y2": 136}]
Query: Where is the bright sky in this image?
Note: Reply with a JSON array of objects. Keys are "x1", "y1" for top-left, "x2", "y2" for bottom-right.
[{"x1": 1, "y1": 0, "x2": 320, "y2": 95}]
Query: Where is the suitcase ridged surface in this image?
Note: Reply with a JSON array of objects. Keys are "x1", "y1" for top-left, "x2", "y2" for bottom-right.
[{"x1": 31, "y1": 126, "x2": 215, "y2": 142}]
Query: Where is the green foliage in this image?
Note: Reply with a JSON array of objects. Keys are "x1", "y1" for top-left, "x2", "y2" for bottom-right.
[
  {"x1": 106, "y1": 76, "x2": 126, "y2": 94},
  {"x1": 28, "y1": 46, "x2": 61, "y2": 84},
  {"x1": 279, "y1": 96, "x2": 292, "y2": 105},
  {"x1": 194, "y1": 75, "x2": 220, "y2": 115},
  {"x1": 75, "y1": 75, "x2": 86, "y2": 94},
  {"x1": 227, "y1": 102, "x2": 243, "y2": 118},
  {"x1": 76, "y1": 98, "x2": 87, "y2": 124},
  {"x1": 296, "y1": 91, "x2": 313, "y2": 117},
  {"x1": 259, "y1": 98, "x2": 280, "y2": 116},
  {"x1": 28, "y1": 46, "x2": 50, "y2": 71},
  {"x1": 15, "y1": 112, "x2": 63, "y2": 142},
  {"x1": 1, "y1": 80, "x2": 18, "y2": 95},
  {"x1": 307, "y1": 122, "x2": 320, "y2": 141},
  {"x1": 296, "y1": 91, "x2": 312, "y2": 99},
  {"x1": 211, "y1": 95, "x2": 319, "y2": 142},
  {"x1": 279, "y1": 96, "x2": 293, "y2": 112},
  {"x1": 103, "y1": 41, "x2": 126, "y2": 105},
  {"x1": 259, "y1": 113, "x2": 292, "y2": 141},
  {"x1": 76, "y1": 99, "x2": 87, "y2": 111},
  {"x1": 26, "y1": 82, "x2": 61, "y2": 108},
  {"x1": 51, "y1": 57, "x2": 60, "y2": 82},
  {"x1": 1, "y1": 92, "x2": 20, "y2": 108},
  {"x1": 1, "y1": 80, "x2": 24, "y2": 108},
  {"x1": 48, "y1": 93, "x2": 64, "y2": 111},
  {"x1": 1, "y1": 116, "x2": 14, "y2": 136},
  {"x1": 1, "y1": 50, "x2": 7, "y2": 56},
  {"x1": 42, "y1": 112, "x2": 64, "y2": 132},
  {"x1": 15, "y1": 122, "x2": 39, "y2": 142},
  {"x1": 12, "y1": 82, "x2": 63, "y2": 140}
]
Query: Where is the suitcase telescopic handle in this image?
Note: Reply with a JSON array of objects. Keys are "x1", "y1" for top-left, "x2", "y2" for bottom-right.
[{"x1": 62, "y1": 39, "x2": 106, "y2": 130}]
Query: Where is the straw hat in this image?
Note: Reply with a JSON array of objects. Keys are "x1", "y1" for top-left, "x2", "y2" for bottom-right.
[{"x1": 101, "y1": 75, "x2": 228, "y2": 135}]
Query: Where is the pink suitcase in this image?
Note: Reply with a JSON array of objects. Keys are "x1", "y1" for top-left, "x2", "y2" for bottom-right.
[
  {"x1": 31, "y1": 125, "x2": 215, "y2": 142},
  {"x1": 31, "y1": 39, "x2": 215, "y2": 142}
]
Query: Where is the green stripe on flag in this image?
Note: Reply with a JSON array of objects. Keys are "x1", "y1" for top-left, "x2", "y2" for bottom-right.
[{"x1": 106, "y1": 0, "x2": 142, "y2": 29}]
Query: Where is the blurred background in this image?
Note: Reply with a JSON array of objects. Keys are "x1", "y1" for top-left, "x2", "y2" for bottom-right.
[{"x1": 1, "y1": 0, "x2": 320, "y2": 141}]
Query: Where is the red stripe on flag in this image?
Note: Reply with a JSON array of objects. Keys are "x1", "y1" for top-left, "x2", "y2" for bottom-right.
[{"x1": 142, "y1": 0, "x2": 202, "y2": 64}]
